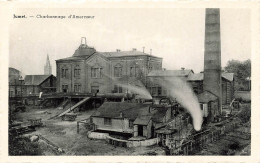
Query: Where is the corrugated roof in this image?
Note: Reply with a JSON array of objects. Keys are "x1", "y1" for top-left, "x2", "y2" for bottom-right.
[
  {"x1": 197, "y1": 91, "x2": 218, "y2": 103},
  {"x1": 147, "y1": 69, "x2": 193, "y2": 77},
  {"x1": 188, "y1": 73, "x2": 234, "y2": 82},
  {"x1": 24, "y1": 75, "x2": 51, "y2": 86},
  {"x1": 133, "y1": 115, "x2": 152, "y2": 125}
]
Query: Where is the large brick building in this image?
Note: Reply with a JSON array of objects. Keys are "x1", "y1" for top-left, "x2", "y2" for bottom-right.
[{"x1": 56, "y1": 38, "x2": 162, "y2": 94}]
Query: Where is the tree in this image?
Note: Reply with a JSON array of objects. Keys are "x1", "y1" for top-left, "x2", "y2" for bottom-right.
[{"x1": 224, "y1": 59, "x2": 251, "y2": 91}]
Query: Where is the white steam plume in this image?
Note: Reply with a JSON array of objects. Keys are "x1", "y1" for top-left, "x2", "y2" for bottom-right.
[
  {"x1": 116, "y1": 83, "x2": 152, "y2": 99},
  {"x1": 158, "y1": 77, "x2": 203, "y2": 131},
  {"x1": 102, "y1": 73, "x2": 152, "y2": 99}
]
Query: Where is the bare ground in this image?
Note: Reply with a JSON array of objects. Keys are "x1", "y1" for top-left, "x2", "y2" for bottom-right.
[{"x1": 14, "y1": 106, "x2": 165, "y2": 155}]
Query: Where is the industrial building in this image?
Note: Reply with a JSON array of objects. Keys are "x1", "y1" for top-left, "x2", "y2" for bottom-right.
[{"x1": 56, "y1": 38, "x2": 162, "y2": 94}]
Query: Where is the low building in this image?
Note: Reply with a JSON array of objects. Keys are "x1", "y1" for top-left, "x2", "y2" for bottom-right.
[
  {"x1": 197, "y1": 90, "x2": 219, "y2": 123},
  {"x1": 9, "y1": 67, "x2": 24, "y2": 98},
  {"x1": 147, "y1": 69, "x2": 234, "y2": 105},
  {"x1": 146, "y1": 69, "x2": 194, "y2": 97},
  {"x1": 23, "y1": 74, "x2": 56, "y2": 105},
  {"x1": 188, "y1": 72, "x2": 234, "y2": 105},
  {"x1": 91, "y1": 102, "x2": 174, "y2": 139}
]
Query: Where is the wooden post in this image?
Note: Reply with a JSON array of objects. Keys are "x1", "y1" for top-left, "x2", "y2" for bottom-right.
[{"x1": 77, "y1": 121, "x2": 79, "y2": 133}]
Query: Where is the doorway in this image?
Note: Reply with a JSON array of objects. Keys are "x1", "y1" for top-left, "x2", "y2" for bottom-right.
[{"x1": 138, "y1": 125, "x2": 143, "y2": 136}]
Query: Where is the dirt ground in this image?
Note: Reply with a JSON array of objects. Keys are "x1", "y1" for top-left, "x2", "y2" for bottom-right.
[
  {"x1": 12, "y1": 103, "x2": 250, "y2": 155},
  {"x1": 14, "y1": 106, "x2": 165, "y2": 155}
]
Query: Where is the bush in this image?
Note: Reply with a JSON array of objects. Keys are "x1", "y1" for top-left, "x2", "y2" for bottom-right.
[
  {"x1": 237, "y1": 105, "x2": 251, "y2": 123},
  {"x1": 9, "y1": 135, "x2": 42, "y2": 155}
]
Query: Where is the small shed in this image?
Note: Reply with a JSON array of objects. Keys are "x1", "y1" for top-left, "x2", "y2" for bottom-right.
[
  {"x1": 133, "y1": 115, "x2": 153, "y2": 139},
  {"x1": 197, "y1": 91, "x2": 218, "y2": 123}
]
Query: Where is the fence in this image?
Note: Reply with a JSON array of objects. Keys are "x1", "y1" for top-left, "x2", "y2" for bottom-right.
[
  {"x1": 105, "y1": 135, "x2": 159, "y2": 148},
  {"x1": 168, "y1": 119, "x2": 241, "y2": 155}
]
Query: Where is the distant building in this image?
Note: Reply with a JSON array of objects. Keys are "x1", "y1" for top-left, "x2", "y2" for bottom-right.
[
  {"x1": 56, "y1": 37, "x2": 162, "y2": 94},
  {"x1": 44, "y1": 54, "x2": 52, "y2": 75},
  {"x1": 188, "y1": 72, "x2": 234, "y2": 105},
  {"x1": 23, "y1": 74, "x2": 56, "y2": 105},
  {"x1": 9, "y1": 67, "x2": 24, "y2": 97},
  {"x1": 146, "y1": 69, "x2": 194, "y2": 97},
  {"x1": 147, "y1": 69, "x2": 234, "y2": 105},
  {"x1": 24, "y1": 74, "x2": 56, "y2": 96}
]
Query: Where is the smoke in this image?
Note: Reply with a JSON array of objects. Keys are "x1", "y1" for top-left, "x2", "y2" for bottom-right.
[
  {"x1": 158, "y1": 77, "x2": 203, "y2": 131},
  {"x1": 116, "y1": 82, "x2": 152, "y2": 99},
  {"x1": 102, "y1": 73, "x2": 152, "y2": 99}
]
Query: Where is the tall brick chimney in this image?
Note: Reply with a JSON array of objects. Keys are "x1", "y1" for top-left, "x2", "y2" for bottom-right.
[{"x1": 203, "y1": 8, "x2": 222, "y2": 116}]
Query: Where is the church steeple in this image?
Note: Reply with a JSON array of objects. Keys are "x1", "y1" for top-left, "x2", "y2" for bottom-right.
[{"x1": 44, "y1": 54, "x2": 52, "y2": 75}]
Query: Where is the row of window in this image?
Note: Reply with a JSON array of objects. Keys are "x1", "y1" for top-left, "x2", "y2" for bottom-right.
[
  {"x1": 61, "y1": 66, "x2": 144, "y2": 79},
  {"x1": 61, "y1": 84, "x2": 99, "y2": 93},
  {"x1": 61, "y1": 84, "x2": 123, "y2": 93}
]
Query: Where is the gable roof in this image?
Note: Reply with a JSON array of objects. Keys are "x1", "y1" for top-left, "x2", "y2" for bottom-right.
[
  {"x1": 24, "y1": 75, "x2": 52, "y2": 86},
  {"x1": 147, "y1": 69, "x2": 193, "y2": 77},
  {"x1": 197, "y1": 91, "x2": 218, "y2": 103},
  {"x1": 91, "y1": 102, "x2": 149, "y2": 120},
  {"x1": 187, "y1": 73, "x2": 234, "y2": 82},
  {"x1": 133, "y1": 115, "x2": 152, "y2": 125}
]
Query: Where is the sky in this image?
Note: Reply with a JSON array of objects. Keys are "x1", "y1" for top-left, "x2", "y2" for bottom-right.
[{"x1": 9, "y1": 8, "x2": 251, "y2": 76}]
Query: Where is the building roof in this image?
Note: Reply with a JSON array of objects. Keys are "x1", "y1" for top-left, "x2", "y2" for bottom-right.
[
  {"x1": 197, "y1": 91, "x2": 218, "y2": 103},
  {"x1": 91, "y1": 102, "x2": 149, "y2": 120},
  {"x1": 187, "y1": 73, "x2": 204, "y2": 81},
  {"x1": 133, "y1": 115, "x2": 152, "y2": 125},
  {"x1": 100, "y1": 50, "x2": 161, "y2": 59},
  {"x1": 222, "y1": 73, "x2": 234, "y2": 81},
  {"x1": 72, "y1": 44, "x2": 96, "y2": 57},
  {"x1": 24, "y1": 75, "x2": 52, "y2": 86},
  {"x1": 57, "y1": 49, "x2": 162, "y2": 62},
  {"x1": 147, "y1": 69, "x2": 193, "y2": 77},
  {"x1": 187, "y1": 72, "x2": 234, "y2": 82},
  {"x1": 9, "y1": 67, "x2": 21, "y2": 85}
]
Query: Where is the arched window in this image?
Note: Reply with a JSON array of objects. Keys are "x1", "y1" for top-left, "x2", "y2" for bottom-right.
[
  {"x1": 114, "y1": 63, "x2": 122, "y2": 77},
  {"x1": 74, "y1": 65, "x2": 81, "y2": 78}
]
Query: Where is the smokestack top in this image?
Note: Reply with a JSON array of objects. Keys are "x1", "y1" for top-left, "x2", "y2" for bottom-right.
[{"x1": 150, "y1": 49, "x2": 152, "y2": 55}]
